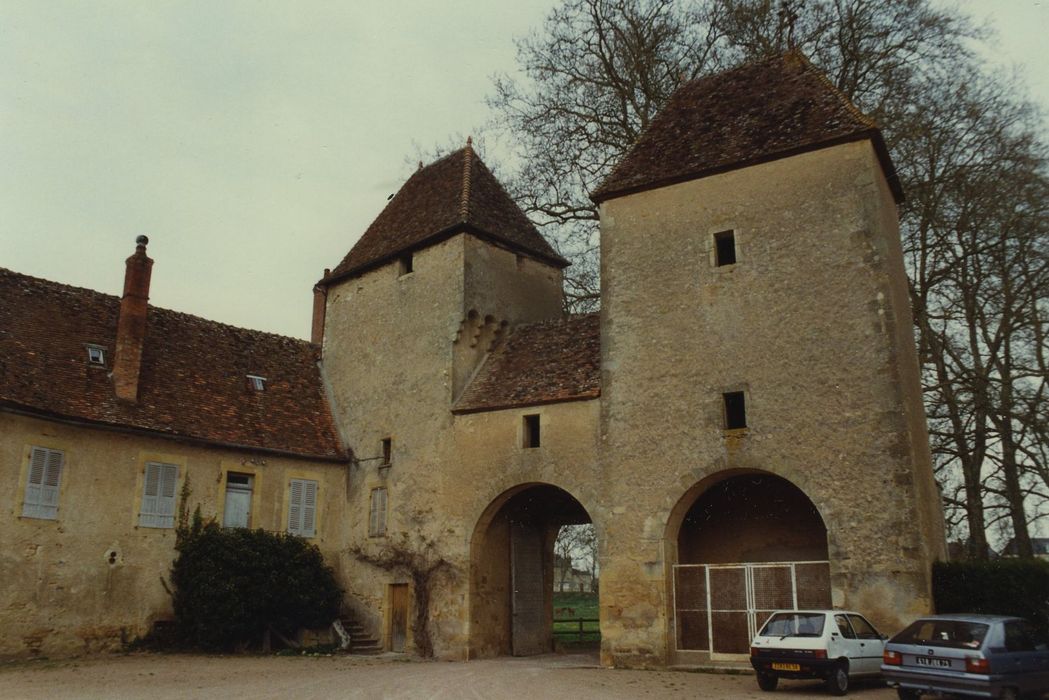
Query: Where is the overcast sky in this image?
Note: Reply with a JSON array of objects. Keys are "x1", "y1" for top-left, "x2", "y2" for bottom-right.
[{"x1": 1, "y1": 0, "x2": 1047, "y2": 339}]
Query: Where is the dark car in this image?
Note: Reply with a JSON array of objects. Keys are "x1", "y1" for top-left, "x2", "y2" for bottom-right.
[{"x1": 881, "y1": 614, "x2": 1049, "y2": 699}]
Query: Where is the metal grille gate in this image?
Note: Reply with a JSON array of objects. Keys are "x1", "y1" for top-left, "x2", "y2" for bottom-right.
[{"x1": 673, "y1": 561, "x2": 831, "y2": 658}]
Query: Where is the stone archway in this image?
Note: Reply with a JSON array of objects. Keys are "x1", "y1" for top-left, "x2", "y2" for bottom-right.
[
  {"x1": 468, "y1": 483, "x2": 593, "y2": 658},
  {"x1": 666, "y1": 471, "x2": 830, "y2": 661}
]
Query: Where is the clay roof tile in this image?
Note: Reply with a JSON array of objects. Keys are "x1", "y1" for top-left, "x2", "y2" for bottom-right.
[
  {"x1": 591, "y1": 51, "x2": 901, "y2": 203},
  {"x1": 326, "y1": 146, "x2": 568, "y2": 284},
  {"x1": 0, "y1": 267, "x2": 345, "y2": 460},
  {"x1": 453, "y1": 313, "x2": 600, "y2": 413}
]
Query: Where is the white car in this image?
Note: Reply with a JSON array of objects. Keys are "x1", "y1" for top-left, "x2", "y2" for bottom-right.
[{"x1": 749, "y1": 610, "x2": 888, "y2": 695}]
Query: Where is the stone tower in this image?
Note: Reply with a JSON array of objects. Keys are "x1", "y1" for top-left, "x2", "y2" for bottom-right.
[
  {"x1": 590, "y1": 52, "x2": 946, "y2": 665},
  {"x1": 315, "y1": 145, "x2": 569, "y2": 642}
]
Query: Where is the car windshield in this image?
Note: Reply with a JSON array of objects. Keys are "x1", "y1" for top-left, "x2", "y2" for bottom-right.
[
  {"x1": 892, "y1": 619, "x2": 990, "y2": 649},
  {"x1": 761, "y1": 613, "x2": 825, "y2": 637}
]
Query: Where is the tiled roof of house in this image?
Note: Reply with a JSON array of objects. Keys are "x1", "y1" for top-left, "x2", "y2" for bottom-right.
[
  {"x1": 0, "y1": 268, "x2": 345, "y2": 460},
  {"x1": 325, "y1": 145, "x2": 569, "y2": 284},
  {"x1": 454, "y1": 313, "x2": 600, "y2": 413},
  {"x1": 591, "y1": 51, "x2": 902, "y2": 203}
]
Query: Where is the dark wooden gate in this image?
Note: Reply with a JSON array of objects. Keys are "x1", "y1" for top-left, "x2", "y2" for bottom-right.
[{"x1": 510, "y1": 522, "x2": 546, "y2": 655}]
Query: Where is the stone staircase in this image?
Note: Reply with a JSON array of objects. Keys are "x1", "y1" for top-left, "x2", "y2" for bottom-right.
[{"x1": 337, "y1": 615, "x2": 383, "y2": 655}]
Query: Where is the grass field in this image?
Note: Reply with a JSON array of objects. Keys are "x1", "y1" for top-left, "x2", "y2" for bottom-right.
[{"x1": 552, "y1": 592, "x2": 599, "y2": 644}]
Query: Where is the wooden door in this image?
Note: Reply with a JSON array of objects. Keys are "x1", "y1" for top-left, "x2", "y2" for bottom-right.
[
  {"x1": 390, "y1": 583, "x2": 408, "y2": 652},
  {"x1": 510, "y1": 522, "x2": 546, "y2": 656}
]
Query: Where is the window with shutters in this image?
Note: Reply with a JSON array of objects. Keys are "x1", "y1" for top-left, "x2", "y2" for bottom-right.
[
  {"x1": 139, "y1": 462, "x2": 179, "y2": 528},
  {"x1": 288, "y1": 478, "x2": 318, "y2": 538},
  {"x1": 369, "y1": 487, "x2": 388, "y2": 537},
  {"x1": 22, "y1": 446, "x2": 64, "y2": 520}
]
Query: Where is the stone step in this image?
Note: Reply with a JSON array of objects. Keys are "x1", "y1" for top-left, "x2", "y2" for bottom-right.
[{"x1": 337, "y1": 617, "x2": 384, "y2": 654}]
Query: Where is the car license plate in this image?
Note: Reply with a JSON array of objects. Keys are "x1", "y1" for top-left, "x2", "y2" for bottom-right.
[
  {"x1": 771, "y1": 663, "x2": 801, "y2": 671},
  {"x1": 915, "y1": 657, "x2": 951, "y2": 668}
]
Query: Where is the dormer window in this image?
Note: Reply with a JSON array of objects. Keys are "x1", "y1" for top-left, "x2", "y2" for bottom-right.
[
  {"x1": 86, "y1": 345, "x2": 106, "y2": 366},
  {"x1": 246, "y1": 375, "x2": 266, "y2": 392}
]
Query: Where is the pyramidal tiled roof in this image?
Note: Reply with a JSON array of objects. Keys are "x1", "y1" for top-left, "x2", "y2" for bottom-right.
[
  {"x1": 326, "y1": 144, "x2": 569, "y2": 284},
  {"x1": 0, "y1": 267, "x2": 345, "y2": 460},
  {"x1": 592, "y1": 51, "x2": 902, "y2": 203}
]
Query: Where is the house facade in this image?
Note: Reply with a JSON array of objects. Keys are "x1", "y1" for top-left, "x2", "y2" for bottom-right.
[{"x1": 1, "y1": 52, "x2": 946, "y2": 666}]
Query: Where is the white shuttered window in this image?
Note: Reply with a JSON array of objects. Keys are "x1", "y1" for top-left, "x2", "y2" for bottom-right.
[
  {"x1": 288, "y1": 478, "x2": 318, "y2": 537},
  {"x1": 139, "y1": 462, "x2": 178, "y2": 528},
  {"x1": 369, "y1": 487, "x2": 388, "y2": 537},
  {"x1": 23, "y1": 447, "x2": 64, "y2": 519}
]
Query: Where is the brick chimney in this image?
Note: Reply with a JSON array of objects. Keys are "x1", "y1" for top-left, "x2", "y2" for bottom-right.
[
  {"x1": 113, "y1": 236, "x2": 153, "y2": 402},
  {"x1": 311, "y1": 268, "x2": 329, "y2": 346}
]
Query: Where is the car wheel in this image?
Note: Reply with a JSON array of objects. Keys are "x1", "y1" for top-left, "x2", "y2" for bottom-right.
[
  {"x1": 825, "y1": 663, "x2": 849, "y2": 696},
  {"x1": 756, "y1": 673, "x2": 778, "y2": 691},
  {"x1": 998, "y1": 688, "x2": 1018, "y2": 700},
  {"x1": 895, "y1": 689, "x2": 920, "y2": 700}
]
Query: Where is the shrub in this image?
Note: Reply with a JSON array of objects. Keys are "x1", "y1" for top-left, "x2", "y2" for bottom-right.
[
  {"x1": 933, "y1": 559, "x2": 1049, "y2": 636},
  {"x1": 171, "y1": 517, "x2": 343, "y2": 651}
]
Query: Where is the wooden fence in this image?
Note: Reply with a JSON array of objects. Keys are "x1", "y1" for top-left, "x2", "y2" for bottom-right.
[{"x1": 552, "y1": 618, "x2": 600, "y2": 643}]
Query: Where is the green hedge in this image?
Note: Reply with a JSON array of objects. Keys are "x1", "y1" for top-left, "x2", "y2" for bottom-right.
[
  {"x1": 171, "y1": 519, "x2": 343, "y2": 651},
  {"x1": 933, "y1": 559, "x2": 1049, "y2": 636}
]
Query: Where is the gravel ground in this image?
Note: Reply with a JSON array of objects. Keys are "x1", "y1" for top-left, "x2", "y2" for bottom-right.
[{"x1": 0, "y1": 652, "x2": 899, "y2": 699}]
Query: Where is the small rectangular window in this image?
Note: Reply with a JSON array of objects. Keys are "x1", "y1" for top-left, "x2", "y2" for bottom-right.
[
  {"x1": 523, "y1": 414, "x2": 541, "y2": 448},
  {"x1": 223, "y1": 473, "x2": 253, "y2": 529},
  {"x1": 723, "y1": 392, "x2": 747, "y2": 430},
  {"x1": 381, "y1": 438, "x2": 392, "y2": 466},
  {"x1": 369, "y1": 487, "x2": 388, "y2": 537},
  {"x1": 399, "y1": 253, "x2": 414, "y2": 276},
  {"x1": 140, "y1": 462, "x2": 178, "y2": 528},
  {"x1": 714, "y1": 230, "x2": 736, "y2": 266},
  {"x1": 247, "y1": 375, "x2": 266, "y2": 391},
  {"x1": 288, "y1": 478, "x2": 318, "y2": 537},
  {"x1": 23, "y1": 446, "x2": 64, "y2": 520},
  {"x1": 86, "y1": 345, "x2": 106, "y2": 366}
]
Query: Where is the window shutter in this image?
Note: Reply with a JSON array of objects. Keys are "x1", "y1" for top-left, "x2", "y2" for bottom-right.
[
  {"x1": 140, "y1": 462, "x2": 160, "y2": 526},
  {"x1": 378, "y1": 488, "x2": 387, "y2": 535},
  {"x1": 140, "y1": 462, "x2": 178, "y2": 528},
  {"x1": 288, "y1": 479, "x2": 304, "y2": 535},
  {"x1": 302, "y1": 480, "x2": 317, "y2": 538},
  {"x1": 23, "y1": 447, "x2": 62, "y2": 520},
  {"x1": 369, "y1": 489, "x2": 379, "y2": 535},
  {"x1": 369, "y1": 487, "x2": 388, "y2": 536},
  {"x1": 157, "y1": 463, "x2": 178, "y2": 527}
]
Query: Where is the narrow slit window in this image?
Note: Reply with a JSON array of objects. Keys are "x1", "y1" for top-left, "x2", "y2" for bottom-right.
[
  {"x1": 381, "y1": 437, "x2": 392, "y2": 466},
  {"x1": 714, "y1": 230, "x2": 737, "y2": 267},
  {"x1": 399, "y1": 253, "x2": 414, "y2": 275},
  {"x1": 523, "y1": 414, "x2": 541, "y2": 448},
  {"x1": 723, "y1": 391, "x2": 747, "y2": 430}
]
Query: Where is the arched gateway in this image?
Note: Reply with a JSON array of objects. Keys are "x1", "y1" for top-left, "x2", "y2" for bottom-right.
[
  {"x1": 469, "y1": 483, "x2": 594, "y2": 658},
  {"x1": 667, "y1": 471, "x2": 831, "y2": 662}
]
